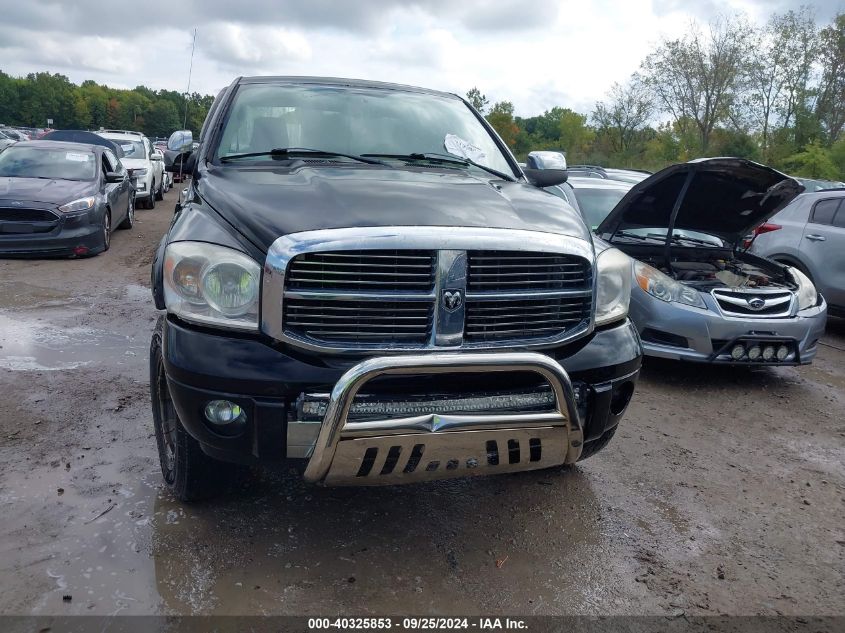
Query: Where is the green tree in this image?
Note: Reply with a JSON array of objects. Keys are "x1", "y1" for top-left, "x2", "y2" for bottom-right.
[
  {"x1": 817, "y1": 13, "x2": 845, "y2": 142},
  {"x1": 591, "y1": 76, "x2": 653, "y2": 155},
  {"x1": 784, "y1": 140, "x2": 839, "y2": 179},
  {"x1": 642, "y1": 16, "x2": 750, "y2": 152},
  {"x1": 145, "y1": 100, "x2": 180, "y2": 138},
  {"x1": 486, "y1": 101, "x2": 519, "y2": 148},
  {"x1": 558, "y1": 109, "x2": 593, "y2": 161},
  {"x1": 465, "y1": 87, "x2": 489, "y2": 114}
]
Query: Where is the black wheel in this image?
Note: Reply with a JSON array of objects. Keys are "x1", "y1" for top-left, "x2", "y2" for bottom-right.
[
  {"x1": 577, "y1": 426, "x2": 617, "y2": 461},
  {"x1": 118, "y1": 194, "x2": 135, "y2": 230},
  {"x1": 150, "y1": 318, "x2": 227, "y2": 501},
  {"x1": 100, "y1": 210, "x2": 111, "y2": 252},
  {"x1": 147, "y1": 184, "x2": 156, "y2": 209},
  {"x1": 155, "y1": 176, "x2": 164, "y2": 200}
]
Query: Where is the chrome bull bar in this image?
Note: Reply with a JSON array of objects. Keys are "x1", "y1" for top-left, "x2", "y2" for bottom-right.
[{"x1": 301, "y1": 352, "x2": 583, "y2": 485}]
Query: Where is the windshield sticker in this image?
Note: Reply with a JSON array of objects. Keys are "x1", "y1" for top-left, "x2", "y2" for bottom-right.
[
  {"x1": 444, "y1": 133, "x2": 486, "y2": 163},
  {"x1": 65, "y1": 152, "x2": 91, "y2": 162}
]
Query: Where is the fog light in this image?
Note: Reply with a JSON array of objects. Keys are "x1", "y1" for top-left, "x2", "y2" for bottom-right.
[
  {"x1": 730, "y1": 344, "x2": 745, "y2": 360},
  {"x1": 762, "y1": 345, "x2": 775, "y2": 361},
  {"x1": 747, "y1": 345, "x2": 762, "y2": 360},
  {"x1": 204, "y1": 400, "x2": 245, "y2": 425},
  {"x1": 73, "y1": 246, "x2": 89, "y2": 256},
  {"x1": 776, "y1": 345, "x2": 789, "y2": 361}
]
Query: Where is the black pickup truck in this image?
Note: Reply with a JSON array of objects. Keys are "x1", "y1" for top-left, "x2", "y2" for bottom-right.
[{"x1": 150, "y1": 76, "x2": 642, "y2": 500}]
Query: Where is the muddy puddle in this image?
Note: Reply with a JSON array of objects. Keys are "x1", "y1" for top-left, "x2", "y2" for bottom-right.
[
  {"x1": 0, "y1": 312, "x2": 146, "y2": 372},
  {"x1": 4, "y1": 445, "x2": 637, "y2": 616}
]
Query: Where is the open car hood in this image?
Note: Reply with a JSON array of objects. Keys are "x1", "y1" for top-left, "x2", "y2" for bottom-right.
[{"x1": 596, "y1": 158, "x2": 803, "y2": 247}]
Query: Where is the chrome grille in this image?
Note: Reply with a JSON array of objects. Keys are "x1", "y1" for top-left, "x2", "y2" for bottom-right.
[
  {"x1": 712, "y1": 289, "x2": 793, "y2": 318},
  {"x1": 467, "y1": 251, "x2": 590, "y2": 291},
  {"x1": 266, "y1": 227, "x2": 596, "y2": 353},
  {"x1": 465, "y1": 296, "x2": 592, "y2": 341},
  {"x1": 465, "y1": 251, "x2": 592, "y2": 342},
  {"x1": 284, "y1": 298, "x2": 432, "y2": 344},
  {"x1": 286, "y1": 250, "x2": 435, "y2": 292}
]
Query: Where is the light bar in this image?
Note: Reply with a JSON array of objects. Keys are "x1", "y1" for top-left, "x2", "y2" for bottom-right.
[{"x1": 297, "y1": 390, "x2": 559, "y2": 423}]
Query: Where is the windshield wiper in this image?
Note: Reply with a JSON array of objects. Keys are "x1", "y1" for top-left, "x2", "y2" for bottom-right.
[
  {"x1": 655, "y1": 233, "x2": 721, "y2": 247},
  {"x1": 362, "y1": 152, "x2": 515, "y2": 182},
  {"x1": 219, "y1": 147, "x2": 388, "y2": 166},
  {"x1": 613, "y1": 230, "x2": 664, "y2": 242}
]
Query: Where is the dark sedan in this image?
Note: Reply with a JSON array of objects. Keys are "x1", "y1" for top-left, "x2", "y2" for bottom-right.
[{"x1": 0, "y1": 140, "x2": 135, "y2": 257}]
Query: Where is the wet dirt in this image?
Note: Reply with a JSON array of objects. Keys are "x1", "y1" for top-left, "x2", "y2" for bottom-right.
[{"x1": 0, "y1": 186, "x2": 843, "y2": 616}]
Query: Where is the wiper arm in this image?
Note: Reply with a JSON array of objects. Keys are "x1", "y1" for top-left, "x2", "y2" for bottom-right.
[
  {"x1": 362, "y1": 152, "x2": 515, "y2": 182},
  {"x1": 657, "y1": 233, "x2": 720, "y2": 247},
  {"x1": 220, "y1": 147, "x2": 388, "y2": 166},
  {"x1": 614, "y1": 230, "x2": 662, "y2": 242}
]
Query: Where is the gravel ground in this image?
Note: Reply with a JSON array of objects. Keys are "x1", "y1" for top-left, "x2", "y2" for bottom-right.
[{"x1": 0, "y1": 185, "x2": 843, "y2": 616}]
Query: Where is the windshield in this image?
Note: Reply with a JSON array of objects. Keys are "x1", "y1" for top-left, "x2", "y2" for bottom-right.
[
  {"x1": 572, "y1": 187, "x2": 629, "y2": 229},
  {"x1": 109, "y1": 139, "x2": 146, "y2": 159},
  {"x1": 0, "y1": 146, "x2": 96, "y2": 180},
  {"x1": 215, "y1": 84, "x2": 516, "y2": 177}
]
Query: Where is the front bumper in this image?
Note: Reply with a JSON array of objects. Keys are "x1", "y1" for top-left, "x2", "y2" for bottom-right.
[
  {"x1": 0, "y1": 212, "x2": 103, "y2": 257},
  {"x1": 630, "y1": 289, "x2": 827, "y2": 365},
  {"x1": 160, "y1": 317, "x2": 642, "y2": 478}
]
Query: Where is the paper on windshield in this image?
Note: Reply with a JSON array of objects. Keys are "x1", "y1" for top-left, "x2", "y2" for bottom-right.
[
  {"x1": 65, "y1": 152, "x2": 91, "y2": 162},
  {"x1": 444, "y1": 134, "x2": 486, "y2": 163}
]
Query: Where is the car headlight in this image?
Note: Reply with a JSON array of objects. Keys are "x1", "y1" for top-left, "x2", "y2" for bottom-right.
[
  {"x1": 163, "y1": 242, "x2": 260, "y2": 330},
  {"x1": 633, "y1": 261, "x2": 706, "y2": 309},
  {"x1": 788, "y1": 266, "x2": 817, "y2": 310},
  {"x1": 58, "y1": 197, "x2": 96, "y2": 213},
  {"x1": 132, "y1": 168, "x2": 148, "y2": 176},
  {"x1": 595, "y1": 248, "x2": 632, "y2": 326}
]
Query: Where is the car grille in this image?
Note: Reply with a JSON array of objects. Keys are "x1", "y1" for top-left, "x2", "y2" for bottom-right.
[
  {"x1": 712, "y1": 289, "x2": 793, "y2": 318},
  {"x1": 277, "y1": 244, "x2": 593, "y2": 352},
  {"x1": 467, "y1": 251, "x2": 590, "y2": 291},
  {"x1": 284, "y1": 298, "x2": 433, "y2": 344},
  {"x1": 0, "y1": 207, "x2": 59, "y2": 234},
  {"x1": 286, "y1": 250, "x2": 436, "y2": 292},
  {"x1": 465, "y1": 251, "x2": 592, "y2": 342}
]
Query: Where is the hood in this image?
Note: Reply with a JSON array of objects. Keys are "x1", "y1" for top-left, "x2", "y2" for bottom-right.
[
  {"x1": 121, "y1": 157, "x2": 148, "y2": 169},
  {"x1": 196, "y1": 165, "x2": 591, "y2": 253},
  {"x1": 596, "y1": 158, "x2": 803, "y2": 246},
  {"x1": 0, "y1": 177, "x2": 96, "y2": 206}
]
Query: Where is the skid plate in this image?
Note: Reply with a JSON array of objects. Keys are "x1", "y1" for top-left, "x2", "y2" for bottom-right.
[{"x1": 323, "y1": 426, "x2": 567, "y2": 486}]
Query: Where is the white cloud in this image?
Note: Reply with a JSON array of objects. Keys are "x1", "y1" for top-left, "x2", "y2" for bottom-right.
[{"x1": 0, "y1": 0, "x2": 833, "y2": 117}]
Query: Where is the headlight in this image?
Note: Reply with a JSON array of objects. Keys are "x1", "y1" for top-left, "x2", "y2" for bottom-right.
[
  {"x1": 633, "y1": 261, "x2": 706, "y2": 309},
  {"x1": 131, "y1": 168, "x2": 148, "y2": 176},
  {"x1": 788, "y1": 266, "x2": 817, "y2": 310},
  {"x1": 163, "y1": 242, "x2": 260, "y2": 330},
  {"x1": 595, "y1": 248, "x2": 632, "y2": 326},
  {"x1": 58, "y1": 197, "x2": 95, "y2": 213}
]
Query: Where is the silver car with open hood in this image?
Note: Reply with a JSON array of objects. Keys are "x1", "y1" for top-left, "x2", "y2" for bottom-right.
[{"x1": 596, "y1": 158, "x2": 827, "y2": 365}]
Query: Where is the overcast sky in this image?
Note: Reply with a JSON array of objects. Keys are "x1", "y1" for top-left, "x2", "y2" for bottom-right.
[{"x1": 0, "y1": 0, "x2": 840, "y2": 117}]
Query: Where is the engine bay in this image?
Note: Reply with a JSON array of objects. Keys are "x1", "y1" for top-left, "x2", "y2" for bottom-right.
[{"x1": 638, "y1": 251, "x2": 797, "y2": 292}]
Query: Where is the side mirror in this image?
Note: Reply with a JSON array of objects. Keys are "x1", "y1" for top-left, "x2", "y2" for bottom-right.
[
  {"x1": 527, "y1": 151, "x2": 567, "y2": 171},
  {"x1": 165, "y1": 152, "x2": 196, "y2": 173},
  {"x1": 167, "y1": 130, "x2": 193, "y2": 152},
  {"x1": 105, "y1": 171, "x2": 124, "y2": 183},
  {"x1": 524, "y1": 168, "x2": 569, "y2": 187},
  {"x1": 150, "y1": 153, "x2": 163, "y2": 161}
]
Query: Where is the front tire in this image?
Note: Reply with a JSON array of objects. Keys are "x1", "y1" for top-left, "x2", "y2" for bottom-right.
[
  {"x1": 118, "y1": 194, "x2": 135, "y2": 230},
  {"x1": 155, "y1": 176, "x2": 164, "y2": 200},
  {"x1": 99, "y1": 210, "x2": 111, "y2": 253},
  {"x1": 150, "y1": 318, "x2": 226, "y2": 502}
]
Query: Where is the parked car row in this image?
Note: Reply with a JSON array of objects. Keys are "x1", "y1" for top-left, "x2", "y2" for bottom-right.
[{"x1": 0, "y1": 126, "x2": 181, "y2": 257}]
